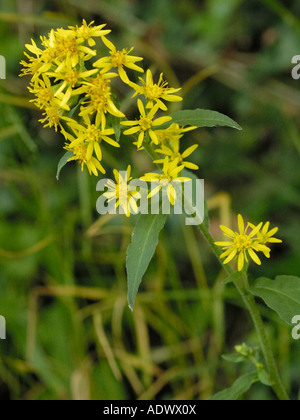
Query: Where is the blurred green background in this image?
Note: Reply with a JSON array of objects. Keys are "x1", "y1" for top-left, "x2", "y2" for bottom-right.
[{"x1": 0, "y1": 0, "x2": 300, "y2": 400}]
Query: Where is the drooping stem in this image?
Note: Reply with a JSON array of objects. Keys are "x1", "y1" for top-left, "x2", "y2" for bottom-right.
[{"x1": 198, "y1": 222, "x2": 290, "y2": 401}]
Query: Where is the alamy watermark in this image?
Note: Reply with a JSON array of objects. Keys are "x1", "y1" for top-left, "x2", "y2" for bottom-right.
[
  {"x1": 292, "y1": 56, "x2": 300, "y2": 80},
  {"x1": 292, "y1": 316, "x2": 300, "y2": 340},
  {"x1": 0, "y1": 55, "x2": 6, "y2": 80},
  {"x1": 96, "y1": 173, "x2": 205, "y2": 226},
  {"x1": 0, "y1": 316, "x2": 6, "y2": 340}
]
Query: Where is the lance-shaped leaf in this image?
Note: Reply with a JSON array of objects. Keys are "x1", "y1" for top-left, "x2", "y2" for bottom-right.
[
  {"x1": 208, "y1": 372, "x2": 258, "y2": 401},
  {"x1": 250, "y1": 275, "x2": 300, "y2": 325},
  {"x1": 56, "y1": 151, "x2": 74, "y2": 180},
  {"x1": 159, "y1": 109, "x2": 242, "y2": 131},
  {"x1": 126, "y1": 213, "x2": 167, "y2": 310}
]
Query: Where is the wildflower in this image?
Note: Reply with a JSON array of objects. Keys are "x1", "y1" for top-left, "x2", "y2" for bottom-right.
[
  {"x1": 66, "y1": 113, "x2": 119, "y2": 164},
  {"x1": 103, "y1": 166, "x2": 141, "y2": 217},
  {"x1": 141, "y1": 156, "x2": 190, "y2": 206},
  {"x1": 154, "y1": 139, "x2": 199, "y2": 170},
  {"x1": 28, "y1": 75, "x2": 54, "y2": 109},
  {"x1": 121, "y1": 99, "x2": 172, "y2": 149},
  {"x1": 20, "y1": 41, "x2": 54, "y2": 80},
  {"x1": 215, "y1": 215, "x2": 280, "y2": 272},
  {"x1": 130, "y1": 69, "x2": 182, "y2": 111},
  {"x1": 75, "y1": 73, "x2": 124, "y2": 121},
  {"x1": 66, "y1": 20, "x2": 111, "y2": 47},
  {"x1": 154, "y1": 123, "x2": 197, "y2": 146},
  {"x1": 39, "y1": 102, "x2": 71, "y2": 131},
  {"x1": 249, "y1": 222, "x2": 283, "y2": 258},
  {"x1": 94, "y1": 36, "x2": 144, "y2": 83},
  {"x1": 46, "y1": 58, "x2": 99, "y2": 108},
  {"x1": 65, "y1": 142, "x2": 105, "y2": 176},
  {"x1": 47, "y1": 28, "x2": 97, "y2": 67}
]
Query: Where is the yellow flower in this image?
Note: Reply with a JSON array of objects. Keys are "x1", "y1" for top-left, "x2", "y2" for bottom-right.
[
  {"x1": 75, "y1": 73, "x2": 124, "y2": 122},
  {"x1": 141, "y1": 156, "x2": 190, "y2": 206},
  {"x1": 66, "y1": 20, "x2": 111, "y2": 47},
  {"x1": 20, "y1": 40, "x2": 54, "y2": 80},
  {"x1": 154, "y1": 123, "x2": 197, "y2": 146},
  {"x1": 28, "y1": 75, "x2": 54, "y2": 109},
  {"x1": 65, "y1": 142, "x2": 105, "y2": 176},
  {"x1": 66, "y1": 113, "x2": 120, "y2": 164},
  {"x1": 154, "y1": 139, "x2": 199, "y2": 171},
  {"x1": 249, "y1": 222, "x2": 283, "y2": 258},
  {"x1": 39, "y1": 102, "x2": 71, "y2": 131},
  {"x1": 94, "y1": 36, "x2": 144, "y2": 83},
  {"x1": 215, "y1": 215, "x2": 280, "y2": 272},
  {"x1": 103, "y1": 166, "x2": 141, "y2": 217},
  {"x1": 130, "y1": 69, "x2": 182, "y2": 111},
  {"x1": 47, "y1": 28, "x2": 97, "y2": 67},
  {"x1": 46, "y1": 58, "x2": 99, "y2": 108},
  {"x1": 121, "y1": 99, "x2": 172, "y2": 149}
]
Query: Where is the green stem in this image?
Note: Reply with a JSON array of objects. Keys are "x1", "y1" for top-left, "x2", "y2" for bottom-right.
[{"x1": 198, "y1": 222, "x2": 290, "y2": 401}]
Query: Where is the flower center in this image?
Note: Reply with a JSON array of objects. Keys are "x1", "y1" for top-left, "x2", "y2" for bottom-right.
[
  {"x1": 73, "y1": 144, "x2": 88, "y2": 162},
  {"x1": 87, "y1": 76, "x2": 111, "y2": 112},
  {"x1": 56, "y1": 36, "x2": 78, "y2": 57},
  {"x1": 159, "y1": 176, "x2": 171, "y2": 186},
  {"x1": 119, "y1": 182, "x2": 129, "y2": 204},
  {"x1": 86, "y1": 125, "x2": 100, "y2": 143},
  {"x1": 139, "y1": 117, "x2": 152, "y2": 131},
  {"x1": 63, "y1": 70, "x2": 79, "y2": 86},
  {"x1": 234, "y1": 235, "x2": 253, "y2": 252},
  {"x1": 111, "y1": 50, "x2": 126, "y2": 67},
  {"x1": 144, "y1": 84, "x2": 164, "y2": 100}
]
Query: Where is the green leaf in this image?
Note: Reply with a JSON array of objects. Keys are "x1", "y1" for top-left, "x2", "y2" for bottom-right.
[
  {"x1": 208, "y1": 372, "x2": 258, "y2": 401},
  {"x1": 257, "y1": 365, "x2": 271, "y2": 387},
  {"x1": 56, "y1": 151, "x2": 74, "y2": 180},
  {"x1": 68, "y1": 97, "x2": 85, "y2": 119},
  {"x1": 159, "y1": 109, "x2": 242, "y2": 131},
  {"x1": 126, "y1": 213, "x2": 168, "y2": 310},
  {"x1": 250, "y1": 276, "x2": 300, "y2": 325},
  {"x1": 111, "y1": 115, "x2": 121, "y2": 142},
  {"x1": 222, "y1": 354, "x2": 246, "y2": 364}
]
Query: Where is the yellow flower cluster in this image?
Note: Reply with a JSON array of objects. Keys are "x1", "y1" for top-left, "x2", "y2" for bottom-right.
[
  {"x1": 215, "y1": 215, "x2": 282, "y2": 271},
  {"x1": 21, "y1": 20, "x2": 199, "y2": 205}
]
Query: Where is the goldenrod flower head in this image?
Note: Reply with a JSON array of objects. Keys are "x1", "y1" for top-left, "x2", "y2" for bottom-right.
[
  {"x1": 77, "y1": 73, "x2": 124, "y2": 121},
  {"x1": 131, "y1": 69, "x2": 182, "y2": 111},
  {"x1": 67, "y1": 20, "x2": 111, "y2": 47},
  {"x1": 94, "y1": 36, "x2": 144, "y2": 83},
  {"x1": 141, "y1": 157, "x2": 190, "y2": 206},
  {"x1": 103, "y1": 166, "x2": 141, "y2": 217},
  {"x1": 66, "y1": 113, "x2": 119, "y2": 164},
  {"x1": 47, "y1": 60, "x2": 99, "y2": 109},
  {"x1": 28, "y1": 75, "x2": 54, "y2": 109},
  {"x1": 65, "y1": 141, "x2": 105, "y2": 176},
  {"x1": 215, "y1": 215, "x2": 282, "y2": 272},
  {"x1": 154, "y1": 139, "x2": 199, "y2": 170},
  {"x1": 154, "y1": 123, "x2": 197, "y2": 146},
  {"x1": 39, "y1": 102, "x2": 70, "y2": 132},
  {"x1": 121, "y1": 99, "x2": 172, "y2": 149}
]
